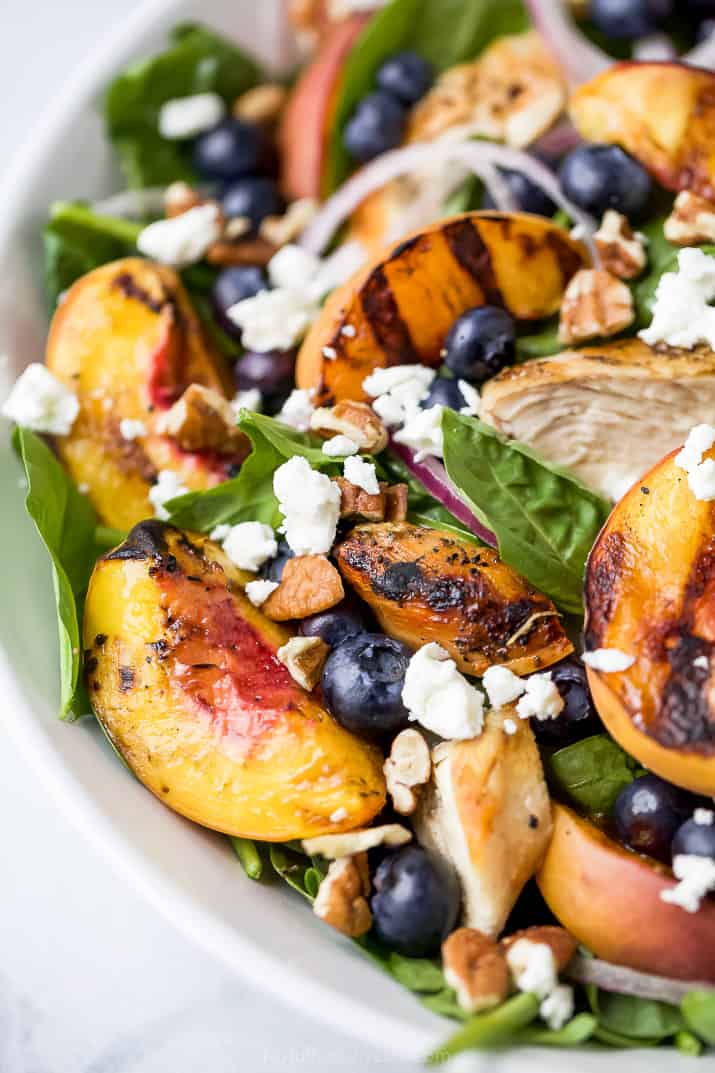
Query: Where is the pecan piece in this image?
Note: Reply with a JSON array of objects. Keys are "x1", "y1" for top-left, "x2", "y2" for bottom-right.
[
  {"x1": 442, "y1": 928, "x2": 510, "y2": 1013},
  {"x1": 313, "y1": 853, "x2": 372, "y2": 938},
  {"x1": 558, "y1": 268, "x2": 634, "y2": 345},
  {"x1": 384, "y1": 728, "x2": 431, "y2": 816},
  {"x1": 276, "y1": 635, "x2": 330, "y2": 691},
  {"x1": 500, "y1": 925, "x2": 577, "y2": 973},
  {"x1": 233, "y1": 83, "x2": 287, "y2": 125},
  {"x1": 164, "y1": 181, "x2": 205, "y2": 217},
  {"x1": 310, "y1": 400, "x2": 388, "y2": 454},
  {"x1": 262, "y1": 554, "x2": 344, "y2": 621},
  {"x1": 664, "y1": 191, "x2": 715, "y2": 246},
  {"x1": 335, "y1": 477, "x2": 385, "y2": 522},
  {"x1": 158, "y1": 384, "x2": 248, "y2": 455},
  {"x1": 205, "y1": 236, "x2": 277, "y2": 267},
  {"x1": 594, "y1": 210, "x2": 647, "y2": 280},
  {"x1": 384, "y1": 483, "x2": 409, "y2": 522}
]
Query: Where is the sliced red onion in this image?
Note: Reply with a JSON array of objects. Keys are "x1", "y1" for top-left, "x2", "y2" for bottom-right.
[
  {"x1": 299, "y1": 140, "x2": 599, "y2": 263},
  {"x1": 567, "y1": 953, "x2": 715, "y2": 1004},
  {"x1": 390, "y1": 439, "x2": 497, "y2": 546},
  {"x1": 526, "y1": 0, "x2": 609, "y2": 85},
  {"x1": 533, "y1": 118, "x2": 582, "y2": 161}
]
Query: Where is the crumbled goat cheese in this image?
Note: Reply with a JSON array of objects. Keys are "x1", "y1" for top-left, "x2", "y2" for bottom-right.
[
  {"x1": 660, "y1": 854, "x2": 715, "y2": 913},
  {"x1": 228, "y1": 288, "x2": 318, "y2": 352},
  {"x1": 516, "y1": 672, "x2": 564, "y2": 722},
  {"x1": 268, "y1": 244, "x2": 322, "y2": 290},
  {"x1": 210, "y1": 524, "x2": 231, "y2": 542},
  {"x1": 503, "y1": 718, "x2": 518, "y2": 736},
  {"x1": 149, "y1": 470, "x2": 189, "y2": 520},
  {"x1": 137, "y1": 203, "x2": 222, "y2": 267},
  {"x1": 273, "y1": 455, "x2": 341, "y2": 556},
  {"x1": 458, "y1": 379, "x2": 481, "y2": 417},
  {"x1": 640, "y1": 247, "x2": 715, "y2": 350},
  {"x1": 158, "y1": 92, "x2": 226, "y2": 139},
  {"x1": 119, "y1": 418, "x2": 146, "y2": 440},
  {"x1": 482, "y1": 665, "x2": 526, "y2": 708},
  {"x1": 244, "y1": 579, "x2": 279, "y2": 607},
  {"x1": 322, "y1": 434, "x2": 359, "y2": 457},
  {"x1": 675, "y1": 423, "x2": 715, "y2": 501},
  {"x1": 1, "y1": 363, "x2": 79, "y2": 435},
  {"x1": 362, "y1": 365, "x2": 435, "y2": 428},
  {"x1": 694, "y1": 808, "x2": 715, "y2": 826},
  {"x1": 402, "y1": 642, "x2": 485, "y2": 741},
  {"x1": 341, "y1": 324, "x2": 356, "y2": 338},
  {"x1": 343, "y1": 455, "x2": 380, "y2": 494},
  {"x1": 506, "y1": 939, "x2": 558, "y2": 998},
  {"x1": 582, "y1": 648, "x2": 635, "y2": 672},
  {"x1": 322, "y1": 346, "x2": 337, "y2": 360},
  {"x1": 276, "y1": 388, "x2": 315, "y2": 432},
  {"x1": 211, "y1": 521, "x2": 277, "y2": 572},
  {"x1": 540, "y1": 985, "x2": 574, "y2": 1031},
  {"x1": 694, "y1": 655, "x2": 710, "y2": 670},
  {"x1": 393, "y1": 404, "x2": 444, "y2": 461},
  {"x1": 231, "y1": 388, "x2": 262, "y2": 414}
]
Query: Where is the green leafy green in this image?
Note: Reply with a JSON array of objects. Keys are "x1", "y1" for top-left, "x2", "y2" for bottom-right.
[
  {"x1": 386, "y1": 954, "x2": 447, "y2": 993},
  {"x1": 43, "y1": 202, "x2": 142, "y2": 308},
  {"x1": 13, "y1": 428, "x2": 99, "y2": 720},
  {"x1": 326, "y1": 0, "x2": 528, "y2": 191},
  {"x1": 547, "y1": 734, "x2": 645, "y2": 817},
  {"x1": 420, "y1": 990, "x2": 468, "y2": 1021},
  {"x1": 514, "y1": 1013, "x2": 597, "y2": 1047},
  {"x1": 517, "y1": 319, "x2": 561, "y2": 360},
  {"x1": 429, "y1": 993, "x2": 540, "y2": 1063},
  {"x1": 230, "y1": 837, "x2": 263, "y2": 880},
  {"x1": 104, "y1": 22, "x2": 261, "y2": 188},
  {"x1": 594, "y1": 991, "x2": 684, "y2": 1042},
  {"x1": 675, "y1": 1030, "x2": 704, "y2": 1057},
  {"x1": 682, "y1": 991, "x2": 715, "y2": 1045},
  {"x1": 267, "y1": 844, "x2": 327, "y2": 902},
  {"x1": 441, "y1": 410, "x2": 610, "y2": 613}
]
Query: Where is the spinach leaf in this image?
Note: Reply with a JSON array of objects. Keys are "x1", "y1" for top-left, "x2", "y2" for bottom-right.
[
  {"x1": 267, "y1": 844, "x2": 327, "y2": 901},
  {"x1": 594, "y1": 991, "x2": 684, "y2": 1042},
  {"x1": 420, "y1": 990, "x2": 468, "y2": 1022},
  {"x1": 326, "y1": 0, "x2": 528, "y2": 191},
  {"x1": 230, "y1": 837, "x2": 263, "y2": 880},
  {"x1": 428, "y1": 993, "x2": 540, "y2": 1063},
  {"x1": 675, "y1": 1030, "x2": 704, "y2": 1056},
  {"x1": 514, "y1": 1013, "x2": 597, "y2": 1046},
  {"x1": 682, "y1": 990, "x2": 715, "y2": 1045},
  {"x1": 104, "y1": 22, "x2": 261, "y2": 188},
  {"x1": 43, "y1": 202, "x2": 142, "y2": 308},
  {"x1": 547, "y1": 734, "x2": 645, "y2": 817},
  {"x1": 441, "y1": 410, "x2": 609, "y2": 614},
  {"x1": 13, "y1": 428, "x2": 99, "y2": 720},
  {"x1": 517, "y1": 319, "x2": 561, "y2": 360},
  {"x1": 387, "y1": 954, "x2": 447, "y2": 994}
]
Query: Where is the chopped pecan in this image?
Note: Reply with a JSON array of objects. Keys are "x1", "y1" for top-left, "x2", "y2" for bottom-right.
[
  {"x1": 310, "y1": 400, "x2": 388, "y2": 453},
  {"x1": 335, "y1": 477, "x2": 385, "y2": 522},
  {"x1": 558, "y1": 268, "x2": 634, "y2": 345},
  {"x1": 233, "y1": 83, "x2": 287, "y2": 124},
  {"x1": 276, "y1": 635, "x2": 330, "y2": 691},
  {"x1": 664, "y1": 191, "x2": 715, "y2": 245},
  {"x1": 384, "y1": 728, "x2": 431, "y2": 816},
  {"x1": 205, "y1": 236, "x2": 277, "y2": 267},
  {"x1": 158, "y1": 384, "x2": 247, "y2": 455},
  {"x1": 262, "y1": 554, "x2": 344, "y2": 621},
  {"x1": 260, "y1": 198, "x2": 319, "y2": 246},
  {"x1": 303, "y1": 824, "x2": 411, "y2": 859},
  {"x1": 313, "y1": 853, "x2": 372, "y2": 938},
  {"x1": 442, "y1": 929, "x2": 510, "y2": 1013},
  {"x1": 384, "y1": 483, "x2": 409, "y2": 523},
  {"x1": 500, "y1": 926, "x2": 577, "y2": 973},
  {"x1": 594, "y1": 210, "x2": 647, "y2": 280}
]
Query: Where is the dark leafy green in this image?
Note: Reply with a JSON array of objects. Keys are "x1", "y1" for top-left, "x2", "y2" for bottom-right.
[
  {"x1": 230, "y1": 837, "x2": 263, "y2": 880},
  {"x1": 429, "y1": 993, "x2": 540, "y2": 1063},
  {"x1": 682, "y1": 991, "x2": 715, "y2": 1046},
  {"x1": 675, "y1": 1030, "x2": 704, "y2": 1057},
  {"x1": 13, "y1": 428, "x2": 99, "y2": 720},
  {"x1": 43, "y1": 202, "x2": 142, "y2": 308},
  {"x1": 514, "y1": 1013, "x2": 597, "y2": 1047},
  {"x1": 517, "y1": 319, "x2": 561, "y2": 360},
  {"x1": 267, "y1": 844, "x2": 327, "y2": 902},
  {"x1": 547, "y1": 734, "x2": 645, "y2": 817},
  {"x1": 441, "y1": 410, "x2": 610, "y2": 614},
  {"x1": 594, "y1": 992, "x2": 684, "y2": 1042},
  {"x1": 386, "y1": 954, "x2": 446, "y2": 993},
  {"x1": 104, "y1": 22, "x2": 261, "y2": 188},
  {"x1": 326, "y1": 0, "x2": 528, "y2": 191}
]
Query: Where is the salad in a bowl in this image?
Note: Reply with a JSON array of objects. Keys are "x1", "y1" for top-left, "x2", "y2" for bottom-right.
[{"x1": 6, "y1": 0, "x2": 715, "y2": 1061}]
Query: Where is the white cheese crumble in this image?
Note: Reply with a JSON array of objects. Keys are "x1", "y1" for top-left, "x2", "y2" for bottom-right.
[
  {"x1": 343, "y1": 455, "x2": 380, "y2": 494},
  {"x1": 118, "y1": 418, "x2": 147, "y2": 441},
  {"x1": 322, "y1": 346, "x2": 337, "y2": 360},
  {"x1": 273, "y1": 455, "x2": 341, "y2": 556},
  {"x1": 268, "y1": 244, "x2": 322, "y2": 290},
  {"x1": 694, "y1": 808, "x2": 715, "y2": 826},
  {"x1": 582, "y1": 648, "x2": 635, "y2": 672},
  {"x1": 322, "y1": 434, "x2": 359, "y2": 457},
  {"x1": 516, "y1": 672, "x2": 564, "y2": 722},
  {"x1": 1, "y1": 363, "x2": 79, "y2": 435},
  {"x1": 137, "y1": 203, "x2": 222, "y2": 267},
  {"x1": 362, "y1": 364, "x2": 435, "y2": 428},
  {"x1": 503, "y1": 717, "x2": 518, "y2": 736},
  {"x1": 674, "y1": 423, "x2": 715, "y2": 502},
  {"x1": 540, "y1": 984, "x2": 574, "y2": 1031},
  {"x1": 341, "y1": 324, "x2": 356, "y2": 338},
  {"x1": 276, "y1": 388, "x2": 315, "y2": 432},
  {"x1": 482, "y1": 665, "x2": 525, "y2": 708},
  {"x1": 228, "y1": 288, "x2": 317, "y2": 352},
  {"x1": 244, "y1": 578, "x2": 279, "y2": 607},
  {"x1": 660, "y1": 854, "x2": 715, "y2": 913},
  {"x1": 506, "y1": 939, "x2": 557, "y2": 998},
  {"x1": 393, "y1": 404, "x2": 444, "y2": 461},
  {"x1": 640, "y1": 247, "x2": 715, "y2": 350},
  {"x1": 458, "y1": 379, "x2": 481, "y2": 417},
  {"x1": 149, "y1": 470, "x2": 189, "y2": 520},
  {"x1": 231, "y1": 388, "x2": 262, "y2": 414},
  {"x1": 693, "y1": 655, "x2": 710, "y2": 670},
  {"x1": 158, "y1": 92, "x2": 226, "y2": 139},
  {"x1": 329, "y1": 806, "x2": 348, "y2": 823},
  {"x1": 402, "y1": 642, "x2": 485, "y2": 741},
  {"x1": 210, "y1": 521, "x2": 277, "y2": 572}
]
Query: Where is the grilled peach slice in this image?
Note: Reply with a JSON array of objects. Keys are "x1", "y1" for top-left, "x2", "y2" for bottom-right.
[
  {"x1": 538, "y1": 804, "x2": 715, "y2": 981},
  {"x1": 570, "y1": 62, "x2": 715, "y2": 201},
  {"x1": 83, "y1": 521, "x2": 386, "y2": 840},
  {"x1": 295, "y1": 212, "x2": 587, "y2": 404},
  {"x1": 335, "y1": 523, "x2": 572, "y2": 675},
  {"x1": 584, "y1": 446, "x2": 715, "y2": 795},
  {"x1": 46, "y1": 257, "x2": 246, "y2": 531}
]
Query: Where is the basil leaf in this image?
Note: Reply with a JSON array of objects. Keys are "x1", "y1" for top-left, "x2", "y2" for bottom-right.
[
  {"x1": 326, "y1": 0, "x2": 527, "y2": 191},
  {"x1": 104, "y1": 22, "x2": 261, "y2": 188},
  {"x1": 514, "y1": 1013, "x2": 597, "y2": 1046},
  {"x1": 594, "y1": 991, "x2": 684, "y2": 1042},
  {"x1": 13, "y1": 428, "x2": 99, "y2": 720},
  {"x1": 230, "y1": 837, "x2": 263, "y2": 880},
  {"x1": 387, "y1": 954, "x2": 447, "y2": 994},
  {"x1": 267, "y1": 844, "x2": 319, "y2": 902},
  {"x1": 682, "y1": 990, "x2": 715, "y2": 1045},
  {"x1": 43, "y1": 202, "x2": 142, "y2": 308},
  {"x1": 420, "y1": 990, "x2": 468, "y2": 1022},
  {"x1": 429, "y1": 993, "x2": 540, "y2": 1063},
  {"x1": 547, "y1": 734, "x2": 645, "y2": 817},
  {"x1": 441, "y1": 410, "x2": 610, "y2": 614}
]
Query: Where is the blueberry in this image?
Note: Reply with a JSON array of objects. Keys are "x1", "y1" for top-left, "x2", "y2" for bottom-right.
[
  {"x1": 221, "y1": 177, "x2": 284, "y2": 231},
  {"x1": 371, "y1": 846, "x2": 461, "y2": 957},
  {"x1": 531, "y1": 659, "x2": 600, "y2": 744},
  {"x1": 192, "y1": 118, "x2": 268, "y2": 181},
  {"x1": 614, "y1": 775, "x2": 692, "y2": 861},
  {"x1": 672, "y1": 815, "x2": 715, "y2": 861},
  {"x1": 259, "y1": 539, "x2": 294, "y2": 582},
  {"x1": 343, "y1": 91, "x2": 405, "y2": 163},
  {"x1": 442, "y1": 306, "x2": 516, "y2": 384},
  {"x1": 697, "y1": 15, "x2": 715, "y2": 40},
  {"x1": 211, "y1": 266, "x2": 267, "y2": 336},
  {"x1": 421, "y1": 376, "x2": 466, "y2": 411},
  {"x1": 483, "y1": 168, "x2": 555, "y2": 217},
  {"x1": 299, "y1": 599, "x2": 370, "y2": 649},
  {"x1": 375, "y1": 51, "x2": 434, "y2": 105},
  {"x1": 589, "y1": 0, "x2": 672, "y2": 39},
  {"x1": 559, "y1": 144, "x2": 652, "y2": 219},
  {"x1": 321, "y1": 633, "x2": 411, "y2": 738},
  {"x1": 234, "y1": 349, "x2": 296, "y2": 412}
]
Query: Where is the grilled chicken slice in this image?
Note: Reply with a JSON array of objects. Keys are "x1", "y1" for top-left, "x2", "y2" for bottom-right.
[
  {"x1": 480, "y1": 338, "x2": 715, "y2": 501},
  {"x1": 335, "y1": 523, "x2": 572, "y2": 676}
]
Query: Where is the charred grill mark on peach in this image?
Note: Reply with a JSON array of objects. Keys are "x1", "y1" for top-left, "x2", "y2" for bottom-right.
[
  {"x1": 545, "y1": 231, "x2": 585, "y2": 288},
  {"x1": 105, "y1": 519, "x2": 169, "y2": 561},
  {"x1": 584, "y1": 529, "x2": 626, "y2": 649},
  {"x1": 360, "y1": 267, "x2": 419, "y2": 365},
  {"x1": 119, "y1": 666, "x2": 136, "y2": 692},
  {"x1": 443, "y1": 219, "x2": 502, "y2": 306},
  {"x1": 112, "y1": 271, "x2": 168, "y2": 314}
]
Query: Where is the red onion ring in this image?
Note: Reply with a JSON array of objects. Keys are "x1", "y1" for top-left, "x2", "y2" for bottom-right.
[
  {"x1": 532, "y1": 117, "x2": 582, "y2": 161},
  {"x1": 525, "y1": 0, "x2": 609, "y2": 85},
  {"x1": 567, "y1": 953, "x2": 715, "y2": 1005}
]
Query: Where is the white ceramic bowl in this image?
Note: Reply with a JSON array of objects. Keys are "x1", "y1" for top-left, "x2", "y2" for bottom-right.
[{"x1": 0, "y1": 3, "x2": 678, "y2": 1068}]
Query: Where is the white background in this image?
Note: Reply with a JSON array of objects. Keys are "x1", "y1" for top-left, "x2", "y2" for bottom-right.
[{"x1": 0, "y1": 4, "x2": 417, "y2": 1071}]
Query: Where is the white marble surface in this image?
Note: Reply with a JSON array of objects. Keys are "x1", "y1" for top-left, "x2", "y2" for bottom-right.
[{"x1": 0, "y1": 4, "x2": 417, "y2": 1071}]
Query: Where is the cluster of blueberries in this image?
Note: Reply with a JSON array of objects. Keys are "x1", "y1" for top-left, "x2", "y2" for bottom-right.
[
  {"x1": 343, "y1": 51, "x2": 434, "y2": 162},
  {"x1": 614, "y1": 774, "x2": 715, "y2": 868},
  {"x1": 589, "y1": 0, "x2": 713, "y2": 41}
]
